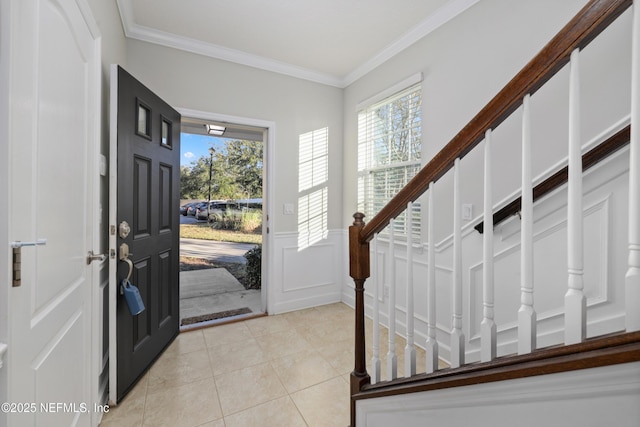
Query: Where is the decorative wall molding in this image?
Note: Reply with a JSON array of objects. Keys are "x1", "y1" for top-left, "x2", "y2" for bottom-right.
[
  {"x1": 270, "y1": 230, "x2": 343, "y2": 314},
  {"x1": 356, "y1": 362, "x2": 640, "y2": 427},
  {"x1": 467, "y1": 194, "x2": 612, "y2": 341},
  {"x1": 281, "y1": 243, "x2": 337, "y2": 292}
]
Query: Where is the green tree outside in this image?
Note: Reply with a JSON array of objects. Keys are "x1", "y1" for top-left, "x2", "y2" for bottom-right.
[{"x1": 181, "y1": 139, "x2": 263, "y2": 201}]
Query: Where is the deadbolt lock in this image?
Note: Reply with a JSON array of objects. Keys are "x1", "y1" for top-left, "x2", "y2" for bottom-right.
[{"x1": 119, "y1": 221, "x2": 131, "y2": 239}]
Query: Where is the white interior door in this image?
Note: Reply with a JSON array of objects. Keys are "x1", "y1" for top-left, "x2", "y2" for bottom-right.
[{"x1": 6, "y1": 0, "x2": 101, "y2": 425}]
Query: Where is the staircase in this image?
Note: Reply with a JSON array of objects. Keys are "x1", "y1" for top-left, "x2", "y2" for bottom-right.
[{"x1": 348, "y1": 1, "x2": 640, "y2": 425}]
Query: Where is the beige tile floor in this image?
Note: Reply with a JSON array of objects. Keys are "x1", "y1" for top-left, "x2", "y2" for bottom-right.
[{"x1": 99, "y1": 303, "x2": 432, "y2": 427}]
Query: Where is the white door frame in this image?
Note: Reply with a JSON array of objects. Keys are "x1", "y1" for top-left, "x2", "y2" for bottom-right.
[
  {"x1": 108, "y1": 64, "x2": 119, "y2": 405},
  {"x1": 177, "y1": 107, "x2": 276, "y2": 316}
]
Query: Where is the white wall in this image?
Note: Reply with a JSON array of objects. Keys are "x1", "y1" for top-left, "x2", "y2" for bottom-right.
[{"x1": 87, "y1": 0, "x2": 128, "y2": 156}]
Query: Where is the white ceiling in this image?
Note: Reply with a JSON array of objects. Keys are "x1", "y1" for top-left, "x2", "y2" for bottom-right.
[{"x1": 117, "y1": 0, "x2": 480, "y2": 88}]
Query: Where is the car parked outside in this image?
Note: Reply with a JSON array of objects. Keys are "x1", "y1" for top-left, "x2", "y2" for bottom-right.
[
  {"x1": 187, "y1": 202, "x2": 207, "y2": 216},
  {"x1": 180, "y1": 202, "x2": 200, "y2": 216},
  {"x1": 195, "y1": 201, "x2": 240, "y2": 220}
]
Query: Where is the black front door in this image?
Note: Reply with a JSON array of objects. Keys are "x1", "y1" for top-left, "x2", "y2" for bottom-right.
[{"x1": 114, "y1": 65, "x2": 181, "y2": 400}]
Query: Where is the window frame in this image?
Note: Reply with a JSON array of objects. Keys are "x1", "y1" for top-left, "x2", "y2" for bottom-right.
[{"x1": 357, "y1": 78, "x2": 423, "y2": 240}]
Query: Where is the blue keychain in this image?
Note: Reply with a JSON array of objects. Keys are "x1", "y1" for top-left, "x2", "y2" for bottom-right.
[{"x1": 121, "y1": 279, "x2": 145, "y2": 316}]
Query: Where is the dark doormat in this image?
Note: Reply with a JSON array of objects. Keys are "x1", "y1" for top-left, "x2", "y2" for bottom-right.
[{"x1": 180, "y1": 307, "x2": 252, "y2": 326}]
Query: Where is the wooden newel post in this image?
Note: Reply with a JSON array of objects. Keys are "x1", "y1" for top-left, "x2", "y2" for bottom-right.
[{"x1": 349, "y1": 212, "x2": 370, "y2": 427}]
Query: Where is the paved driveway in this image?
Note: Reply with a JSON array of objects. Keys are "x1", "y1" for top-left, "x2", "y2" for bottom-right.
[{"x1": 180, "y1": 238, "x2": 257, "y2": 264}]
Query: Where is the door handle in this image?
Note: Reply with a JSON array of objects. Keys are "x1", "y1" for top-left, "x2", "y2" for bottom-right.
[
  {"x1": 119, "y1": 258, "x2": 134, "y2": 295},
  {"x1": 119, "y1": 243, "x2": 134, "y2": 287},
  {"x1": 11, "y1": 238, "x2": 47, "y2": 248},
  {"x1": 86, "y1": 250, "x2": 106, "y2": 265},
  {"x1": 123, "y1": 258, "x2": 134, "y2": 283}
]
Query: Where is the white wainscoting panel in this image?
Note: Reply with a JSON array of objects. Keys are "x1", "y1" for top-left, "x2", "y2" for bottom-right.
[{"x1": 270, "y1": 230, "x2": 343, "y2": 314}]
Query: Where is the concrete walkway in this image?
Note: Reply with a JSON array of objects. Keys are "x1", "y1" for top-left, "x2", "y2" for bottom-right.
[
  {"x1": 180, "y1": 238, "x2": 257, "y2": 264},
  {"x1": 180, "y1": 268, "x2": 261, "y2": 326}
]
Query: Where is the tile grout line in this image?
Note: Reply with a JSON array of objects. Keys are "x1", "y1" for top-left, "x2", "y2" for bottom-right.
[
  {"x1": 203, "y1": 331, "x2": 227, "y2": 426},
  {"x1": 139, "y1": 372, "x2": 150, "y2": 426}
]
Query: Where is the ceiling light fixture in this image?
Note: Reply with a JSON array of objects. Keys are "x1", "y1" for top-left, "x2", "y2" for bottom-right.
[{"x1": 205, "y1": 124, "x2": 226, "y2": 136}]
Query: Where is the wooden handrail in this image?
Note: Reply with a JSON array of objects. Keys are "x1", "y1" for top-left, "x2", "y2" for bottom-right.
[
  {"x1": 359, "y1": 0, "x2": 632, "y2": 243},
  {"x1": 474, "y1": 125, "x2": 631, "y2": 233}
]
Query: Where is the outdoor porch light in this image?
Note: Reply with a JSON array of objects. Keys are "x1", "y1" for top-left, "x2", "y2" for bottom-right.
[{"x1": 205, "y1": 123, "x2": 226, "y2": 136}]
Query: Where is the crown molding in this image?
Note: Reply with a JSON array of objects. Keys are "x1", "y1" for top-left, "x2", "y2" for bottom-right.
[
  {"x1": 343, "y1": 0, "x2": 481, "y2": 86},
  {"x1": 117, "y1": 0, "x2": 480, "y2": 89}
]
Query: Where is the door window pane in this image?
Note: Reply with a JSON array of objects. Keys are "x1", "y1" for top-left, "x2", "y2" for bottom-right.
[
  {"x1": 161, "y1": 119, "x2": 172, "y2": 148},
  {"x1": 136, "y1": 100, "x2": 151, "y2": 139}
]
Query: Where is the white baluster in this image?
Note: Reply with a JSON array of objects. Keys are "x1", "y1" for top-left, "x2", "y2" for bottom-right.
[
  {"x1": 627, "y1": 0, "x2": 640, "y2": 332},
  {"x1": 519, "y1": 94, "x2": 537, "y2": 354},
  {"x1": 566, "y1": 48, "x2": 587, "y2": 344},
  {"x1": 481, "y1": 129, "x2": 497, "y2": 362},
  {"x1": 387, "y1": 219, "x2": 398, "y2": 380},
  {"x1": 426, "y1": 183, "x2": 439, "y2": 373},
  {"x1": 371, "y1": 234, "x2": 381, "y2": 384},
  {"x1": 451, "y1": 158, "x2": 465, "y2": 368},
  {"x1": 405, "y1": 202, "x2": 416, "y2": 377}
]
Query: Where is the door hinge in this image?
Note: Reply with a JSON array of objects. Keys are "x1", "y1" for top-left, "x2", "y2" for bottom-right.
[{"x1": 110, "y1": 225, "x2": 116, "y2": 235}]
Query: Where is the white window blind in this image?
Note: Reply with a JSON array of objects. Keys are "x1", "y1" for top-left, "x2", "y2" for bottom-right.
[
  {"x1": 298, "y1": 128, "x2": 329, "y2": 247},
  {"x1": 357, "y1": 83, "x2": 422, "y2": 238}
]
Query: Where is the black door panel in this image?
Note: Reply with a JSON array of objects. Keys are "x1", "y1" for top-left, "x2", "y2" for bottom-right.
[{"x1": 116, "y1": 66, "x2": 180, "y2": 400}]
